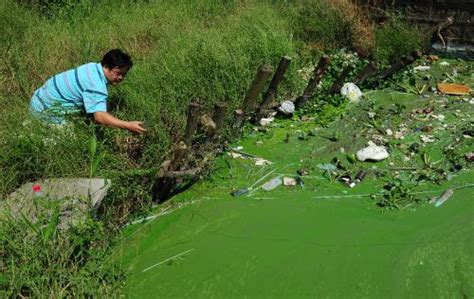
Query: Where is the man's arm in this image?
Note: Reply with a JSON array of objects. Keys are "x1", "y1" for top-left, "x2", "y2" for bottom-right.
[{"x1": 93, "y1": 111, "x2": 146, "y2": 134}]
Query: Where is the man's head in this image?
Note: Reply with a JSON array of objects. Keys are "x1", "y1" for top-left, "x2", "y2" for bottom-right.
[{"x1": 101, "y1": 49, "x2": 133, "y2": 85}]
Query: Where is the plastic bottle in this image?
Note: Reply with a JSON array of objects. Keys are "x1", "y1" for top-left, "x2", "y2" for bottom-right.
[{"x1": 262, "y1": 177, "x2": 282, "y2": 191}]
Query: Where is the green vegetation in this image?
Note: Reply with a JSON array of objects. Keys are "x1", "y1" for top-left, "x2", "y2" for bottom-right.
[
  {"x1": 1, "y1": 0, "x2": 430, "y2": 296},
  {"x1": 374, "y1": 16, "x2": 425, "y2": 63}
]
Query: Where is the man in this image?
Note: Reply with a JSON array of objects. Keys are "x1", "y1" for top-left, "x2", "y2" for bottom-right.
[{"x1": 30, "y1": 49, "x2": 146, "y2": 134}]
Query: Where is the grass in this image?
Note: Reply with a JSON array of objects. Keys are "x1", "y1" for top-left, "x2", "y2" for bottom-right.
[{"x1": 0, "y1": 0, "x2": 427, "y2": 296}]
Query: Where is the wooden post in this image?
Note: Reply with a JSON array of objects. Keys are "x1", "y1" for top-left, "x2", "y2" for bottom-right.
[
  {"x1": 232, "y1": 109, "x2": 244, "y2": 135},
  {"x1": 353, "y1": 61, "x2": 378, "y2": 85},
  {"x1": 184, "y1": 102, "x2": 201, "y2": 147},
  {"x1": 373, "y1": 50, "x2": 422, "y2": 84},
  {"x1": 329, "y1": 65, "x2": 353, "y2": 94},
  {"x1": 169, "y1": 141, "x2": 187, "y2": 171},
  {"x1": 242, "y1": 64, "x2": 273, "y2": 117},
  {"x1": 295, "y1": 55, "x2": 330, "y2": 109},
  {"x1": 154, "y1": 141, "x2": 188, "y2": 202},
  {"x1": 212, "y1": 102, "x2": 228, "y2": 132},
  {"x1": 253, "y1": 56, "x2": 291, "y2": 123}
]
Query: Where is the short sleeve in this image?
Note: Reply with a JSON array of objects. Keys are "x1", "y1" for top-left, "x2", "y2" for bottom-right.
[{"x1": 83, "y1": 90, "x2": 108, "y2": 113}]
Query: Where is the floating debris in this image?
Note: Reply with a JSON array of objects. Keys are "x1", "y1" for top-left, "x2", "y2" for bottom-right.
[
  {"x1": 317, "y1": 163, "x2": 337, "y2": 171},
  {"x1": 283, "y1": 177, "x2": 297, "y2": 186},
  {"x1": 262, "y1": 177, "x2": 282, "y2": 191},
  {"x1": 356, "y1": 141, "x2": 389, "y2": 162},
  {"x1": 465, "y1": 152, "x2": 474, "y2": 162},
  {"x1": 254, "y1": 158, "x2": 272, "y2": 166},
  {"x1": 413, "y1": 65, "x2": 431, "y2": 72},
  {"x1": 259, "y1": 117, "x2": 274, "y2": 127},
  {"x1": 278, "y1": 100, "x2": 295, "y2": 115},
  {"x1": 420, "y1": 135, "x2": 435, "y2": 143},
  {"x1": 437, "y1": 83, "x2": 471, "y2": 96},
  {"x1": 434, "y1": 189, "x2": 454, "y2": 207},
  {"x1": 340, "y1": 83, "x2": 362, "y2": 103},
  {"x1": 297, "y1": 169, "x2": 309, "y2": 176}
]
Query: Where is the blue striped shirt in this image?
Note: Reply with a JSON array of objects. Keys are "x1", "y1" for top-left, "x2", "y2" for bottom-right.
[{"x1": 30, "y1": 62, "x2": 109, "y2": 122}]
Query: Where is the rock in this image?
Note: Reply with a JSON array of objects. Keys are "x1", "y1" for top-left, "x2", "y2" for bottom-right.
[
  {"x1": 200, "y1": 114, "x2": 216, "y2": 132},
  {"x1": 386, "y1": 128, "x2": 393, "y2": 136},
  {"x1": 356, "y1": 142, "x2": 389, "y2": 162},
  {"x1": 4, "y1": 178, "x2": 111, "y2": 229}
]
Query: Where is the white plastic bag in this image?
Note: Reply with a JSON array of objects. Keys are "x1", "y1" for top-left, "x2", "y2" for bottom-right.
[
  {"x1": 278, "y1": 100, "x2": 295, "y2": 115},
  {"x1": 340, "y1": 83, "x2": 362, "y2": 103}
]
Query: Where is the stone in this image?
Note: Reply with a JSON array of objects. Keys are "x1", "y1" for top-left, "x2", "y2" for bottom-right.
[
  {"x1": 3, "y1": 178, "x2": 111, "y2": 229},
  {"x1": 356, "y1": 142, "x2": 389, "y2": 162},
  {"x1": 200, "y1": 114, "x2": 216, "y2": 132}
]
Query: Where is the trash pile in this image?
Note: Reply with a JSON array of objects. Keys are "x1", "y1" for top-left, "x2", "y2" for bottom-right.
[{"x1": 226, "y1": 55, "x2": 473, "y2": 209}]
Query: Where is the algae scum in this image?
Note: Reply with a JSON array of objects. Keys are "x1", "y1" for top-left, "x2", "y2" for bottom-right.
[{"x1": 116, "y1": 59, "x2": 474, "y2": 297}]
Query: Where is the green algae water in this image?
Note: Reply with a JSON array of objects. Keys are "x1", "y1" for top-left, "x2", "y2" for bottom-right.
[
  {"x1": 116, "y1": 59, "x2": 473, "y2": 297},
  {"x1": 116, "y1": 184, "x2": 473, "y2": 298}
]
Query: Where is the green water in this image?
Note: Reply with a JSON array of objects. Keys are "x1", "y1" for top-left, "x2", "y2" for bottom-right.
[
  {"x1": 117, "y1": 183, "x2": 473, "y2": 297},
  {"x1": 116, "y1": 127, "x2": 474, "y2": 297},
  {"x1": 116, "y1": 61, "x2": 474, "y2": 297}
]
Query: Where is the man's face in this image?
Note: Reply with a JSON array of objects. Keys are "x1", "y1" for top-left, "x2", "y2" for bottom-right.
[{"x1": 104, "y1": 66, "x2": 129, "y2": 85}]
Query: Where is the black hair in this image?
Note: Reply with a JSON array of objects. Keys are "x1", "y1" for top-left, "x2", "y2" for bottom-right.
[{"x1": 101, "y1": 49, "x2": 133, "y2": 69}]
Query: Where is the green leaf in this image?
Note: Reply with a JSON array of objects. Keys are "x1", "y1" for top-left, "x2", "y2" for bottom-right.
[
  {"x1": 89, "y1": 134, "x2": 97, "y2": 157},
  {"x1": 91, "y1": 152, "x2": 105, "y2": 176},
  {"x1": 42, "y1": 206, "x2": 59, "y2": 243}
]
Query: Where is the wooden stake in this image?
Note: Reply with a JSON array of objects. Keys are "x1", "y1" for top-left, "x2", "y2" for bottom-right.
[
  {"x1": 232, "y1": 109, "x2": 244, "y2": 135},
  {"x1": 373, "y1": 50, "x2": 422, "y2": 84},
  {"x1": 329, "y1": 65, "x2": 353, "y2": 94},
  {"x1": 353, "y1": 61, "x2": 378, "y2": 85},
  {"x1": 242, "y1": 64, "x2": 273, "y2": 117},
  {"x1": 253, "y1": 56, "x2": 291, "y2": 123},
  {"x1": 295, "y1": 55, "x2": 330, "y2": 109},
  {"x1": 184, "y1": 102, "x2": 201, "y2": 147},
  {"x1": 212, "y1": 102, "x2": 228, "y2": 132}
]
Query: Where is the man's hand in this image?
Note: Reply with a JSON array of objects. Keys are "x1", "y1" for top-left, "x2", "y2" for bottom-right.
[
  {"x1": 127, "y1": 121, "x2": 146, "y2": 134},
  {"x1": 94, "y1": 112, "x2": 146, "y2": 134}
]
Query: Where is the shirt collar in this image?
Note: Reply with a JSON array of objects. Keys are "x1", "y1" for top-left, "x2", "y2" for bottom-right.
[{"x1": 97, "y1": 63, "x2": 109, "y2": 85}]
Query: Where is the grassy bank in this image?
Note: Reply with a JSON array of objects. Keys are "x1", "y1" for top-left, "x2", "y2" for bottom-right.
[{"x1": 0, "y1": 0, "x2": 425, "y2": 296}]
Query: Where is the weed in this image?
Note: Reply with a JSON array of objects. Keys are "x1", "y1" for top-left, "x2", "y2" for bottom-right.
[
  {"x1": 373, "y1": 16, "x2": 425, "y2": 63},
  {"x1": 0, "y1": 201, "x2": 123, "y2": 297}
]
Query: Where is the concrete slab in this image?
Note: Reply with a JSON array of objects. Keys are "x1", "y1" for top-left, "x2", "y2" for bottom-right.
[{"x1": 3, "y1": 178, "x2": 111, "y2": 229}]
